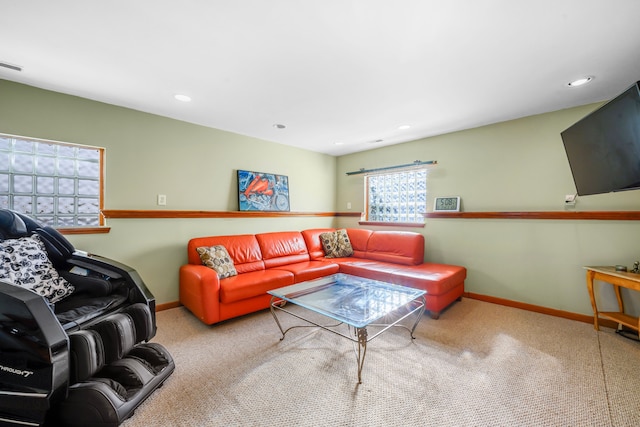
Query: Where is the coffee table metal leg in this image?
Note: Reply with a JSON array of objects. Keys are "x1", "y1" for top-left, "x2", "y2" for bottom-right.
[
  {"x1": 409, "y1": 296, "x2": 427, "y2": 338},
  {"x1": 356, "y1": 327, "x2": 368, "y2": 384},
  {"x1": 269, "y1": 296, "x2": 287, "y2": 340},
  {"x1": 270, "y1": 293, "x2": 425, "y2": 384}
]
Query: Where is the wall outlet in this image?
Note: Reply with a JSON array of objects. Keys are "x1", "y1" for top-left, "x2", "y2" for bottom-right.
[
  {"x1": 157, "y1": 194, "x2": 167, "y2": 206},
  {"x1": 564, "y1": 194, "x2": 576, "y2": 210},
  {"x1": 347, "y1": 202, "x2": 352, "y2": 210}
]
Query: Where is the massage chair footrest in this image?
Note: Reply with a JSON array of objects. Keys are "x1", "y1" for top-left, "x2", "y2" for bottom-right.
[{"x1": 55, "y1": 342, "x2": 175, "y2": 427}]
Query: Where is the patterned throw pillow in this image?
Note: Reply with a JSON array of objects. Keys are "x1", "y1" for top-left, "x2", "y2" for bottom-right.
[
  {"x1": 319, "y1": 229, "x2": 354, "y2": 258},
  {"x1": 196, "y1": 245, "x2": 238, "y2": 279},
  {"x1": 0, "y1": 234, "x2": 75, "y2": 303}
]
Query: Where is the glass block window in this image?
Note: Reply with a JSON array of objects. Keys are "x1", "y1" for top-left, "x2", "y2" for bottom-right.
[
  {"x1": 365, "y1": 168, "x2": 427, "y2": 223},
  {"x1": 0, "y1": 133, "x2": 103, "y2": 227}
]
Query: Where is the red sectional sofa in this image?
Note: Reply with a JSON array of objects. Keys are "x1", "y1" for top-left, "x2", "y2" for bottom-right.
[{"x1": 179, "y1": 228, "x2": 466, "y2": 325}]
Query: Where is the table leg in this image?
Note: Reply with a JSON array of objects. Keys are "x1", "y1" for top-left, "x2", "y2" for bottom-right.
[
  {"x1": 409, "y1": 296, "x2": 427, "y2": 338},
  {"x1": 586, "y1": 270, "x2": 599, "y2": 331},
  {"x1": 613, "y1": 284, "x2": 625, "y2": 314},
  {"x1": 355, "y1": 327, "x2": 368, "y2": 384},
  {"x1": 269, "y1": 296, "x2": 286, "y2": 340}
]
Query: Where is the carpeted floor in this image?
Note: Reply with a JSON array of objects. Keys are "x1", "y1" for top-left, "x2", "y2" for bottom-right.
[{"x1": 121, "y1": 298, "x2": 640, "y2": 427}]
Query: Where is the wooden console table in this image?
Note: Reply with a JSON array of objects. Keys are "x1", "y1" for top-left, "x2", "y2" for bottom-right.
[{"x1": 585, "y1": 266, "x2": 640, "y2": 333}]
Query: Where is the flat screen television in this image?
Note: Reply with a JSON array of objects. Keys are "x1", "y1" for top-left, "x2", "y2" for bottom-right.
[{"x1": 561, "y1": 81, "x2": 640, "y2": 196}]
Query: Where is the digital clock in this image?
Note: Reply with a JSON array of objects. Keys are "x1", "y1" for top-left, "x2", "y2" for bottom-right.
[{"x1": 433, "y1": 196, "x2": 461, "y2": 212}]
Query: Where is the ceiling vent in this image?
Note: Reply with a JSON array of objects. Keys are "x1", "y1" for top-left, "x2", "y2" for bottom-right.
[{"x1": 0, "y1": 62, "x2": 23, "y2": 72}]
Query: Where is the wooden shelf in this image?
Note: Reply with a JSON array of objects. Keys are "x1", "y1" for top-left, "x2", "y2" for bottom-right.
[
  {"x1": 599, "y1": 312, "x2": 638, "y2": 330},
  {"x1": 425, "y1": 211, "x2": 640, "y2": 220}
]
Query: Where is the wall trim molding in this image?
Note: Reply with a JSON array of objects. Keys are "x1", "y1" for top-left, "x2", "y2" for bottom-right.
[
  {"x1": 425, "y1": 211, "x2": 640, "y2": 220},
  {"x1": 464, "y1": 292, "x2": 616, "y2": 328},
  {"x1": 58, "y1": 227, "x2": 111, "y2": 235},
  {"x1": 102, "y1": 210, "x2": 640, "y2": 221},
  {"x1": 102, "y1": 209, "x2": 337, "y2": 219},
  {"x1": 57, "y1": 210, "x2": 640, "y2": 234},
  {"x1": 156, "y1": 301, "x2": 182, "y2": 311}
]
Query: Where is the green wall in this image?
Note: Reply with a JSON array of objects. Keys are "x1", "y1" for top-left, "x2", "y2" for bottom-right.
[
  {"x1": 0, "y1": 80, "x2": 337, "y2": 303},
  {"x1": 336, "y1": 107, "x2": 640, "y2": 316},
  {"x1": 2, "y1": 79, "x2": 639, "y2": 318}
]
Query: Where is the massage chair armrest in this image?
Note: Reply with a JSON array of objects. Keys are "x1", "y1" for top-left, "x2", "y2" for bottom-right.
[
  {"x1": 0, "y1": 280, "x2": 68, "y2": 352},
  {"x1": 67, "y1": 252, "x2": 156, "y2": 309},
  {"x1": 0, "y1": 280, "x2": 70, "y2": 402}
]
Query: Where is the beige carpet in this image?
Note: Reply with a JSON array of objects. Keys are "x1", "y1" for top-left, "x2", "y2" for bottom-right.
[{"x1": 121, "y1": 299, "x2": 640, "y2": 427}]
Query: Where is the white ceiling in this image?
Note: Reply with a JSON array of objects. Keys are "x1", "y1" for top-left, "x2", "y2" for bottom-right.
[{"x1": 1, "y1": 1, "x2": 639, "y2": 156}]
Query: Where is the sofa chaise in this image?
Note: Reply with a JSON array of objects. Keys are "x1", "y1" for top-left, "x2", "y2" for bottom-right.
[{"x1": 179, "y1": 228, "x2": 466, "y2": 325}]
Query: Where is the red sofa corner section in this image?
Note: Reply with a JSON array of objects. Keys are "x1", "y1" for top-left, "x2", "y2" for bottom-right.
[{"x1": 180, "y1": 228, "x2": 466, "y2": 324}]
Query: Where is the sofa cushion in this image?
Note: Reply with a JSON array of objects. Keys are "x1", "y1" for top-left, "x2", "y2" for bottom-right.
[
  {"x1": 188, "y1": 235, "x2": 265, "y2": 274},
  {"x1": 219, "y1": 269, "x2": 294, "y2": 303},
  {"x1": 196, "y1": 245, "x2": 238, "y2": 279},
  {"x1": 338, "y1": 261, "x2": 466, "y2": 295},
  {"x1": 364, "y1": 231, "x2": 424, "y2": 266},
  {"x1": 344, "y1": 228, "x2": 373, "y2": 258},
  {"x1": 319, "y1": 229, "x2": 354, "y2": 258},
  {"x1": 256, "y1": 231, "x2": 310, "y2": 268},
  {"x1": 301, "y1": 228, "x2": 336, "y2": 259},
  {"x1": 0, "y1": 234, "x2": 75, "y2": 303},
  {"x1": 271, "y1": 260, "x2": 340, "y2": 282}
]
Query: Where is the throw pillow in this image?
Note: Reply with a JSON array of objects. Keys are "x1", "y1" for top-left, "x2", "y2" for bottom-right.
[
  {"x1": 319, "y1": 229, "x2": 354, "y2": 258},
  {"x1": 0, "y1": 234, "x2": 75, "y2": 303},
  {"x1": 196, "y1": 245, "x2": 238, "y2": 279}
]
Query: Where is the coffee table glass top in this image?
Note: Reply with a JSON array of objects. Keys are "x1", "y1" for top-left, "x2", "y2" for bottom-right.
[{"x1": 268, "y1": 273, "x2": 426, "y2": 328}]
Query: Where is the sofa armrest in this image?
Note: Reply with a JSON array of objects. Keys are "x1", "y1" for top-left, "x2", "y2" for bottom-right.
[{"x1": 179, "y1": 265, "x2": 221, "y2": 325}]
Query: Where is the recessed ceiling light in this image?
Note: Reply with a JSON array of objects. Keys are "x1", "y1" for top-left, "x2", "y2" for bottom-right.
[
  {"x1": 273, "y1": 124, "x2": 286, "y2": 129},
  {"x1": 567, "y1": 77, "x2": 593, "y2": 87},
  {"x1": 334, "y1": 142, "x2": 344, "y2": 146},
  {"x1": 174, "y1": 94, "x2": 191, "y2": 102},
  {"x1": 397, "y1": 125, "x2": 411, "y2": 130}
]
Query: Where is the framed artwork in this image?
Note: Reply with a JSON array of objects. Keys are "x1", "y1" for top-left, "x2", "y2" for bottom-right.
[
  {"x1": 237, "y1": 169, "x2": 290, "y2": 212},
  {"x1": 433, "y1": 196, "x2": 461, "y2": 212}
]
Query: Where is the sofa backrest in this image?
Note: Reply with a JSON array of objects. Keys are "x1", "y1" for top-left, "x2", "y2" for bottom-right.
[
  {"x1": 364, "y1": 231, "x2": 424, "y2": 265},
  {"x1": 187, "y1": 234, "x2": 265, "y2": 273},
  {"x1": 301, "y1": 228, "x2": 336, "y2": 260},
  {"x1": 345, "y1": 228, "x2": 373, "y2": 258},
  {"x1": 256, "y1": 231, "x2": 310, "y2": 268}
]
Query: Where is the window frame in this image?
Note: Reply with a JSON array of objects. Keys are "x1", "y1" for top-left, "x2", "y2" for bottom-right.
[
  {"x1": 0, "y1": 132, "x2": 105, "y2": 229},
  {"x1": 362, "y1": 167, "x2": 427, "y2": 227}
]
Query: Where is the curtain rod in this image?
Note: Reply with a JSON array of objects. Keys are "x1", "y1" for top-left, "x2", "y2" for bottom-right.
[{"x1": 345, "y1": 160, "x2": 437, "y2": 176}]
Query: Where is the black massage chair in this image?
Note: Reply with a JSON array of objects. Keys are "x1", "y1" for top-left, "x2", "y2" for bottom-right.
[{"x1": 0, "y1": 210, "x2": 175, "y2": 426}]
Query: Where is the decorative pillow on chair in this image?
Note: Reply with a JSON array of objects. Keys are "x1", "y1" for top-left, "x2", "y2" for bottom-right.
[
  {"x1": 0, "y1": 233, "x2": 75, "y2": 303},
  {"x1": 196, "y1": 245, "x2": 238, "y2": 279},
  {"x1": 319, "y1": 229, "x2": 354, "y2": 258}
]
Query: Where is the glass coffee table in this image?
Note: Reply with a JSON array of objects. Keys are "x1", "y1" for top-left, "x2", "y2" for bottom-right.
[{"x1": 268, "y1": 273, "x2": 426, "y2": 383}]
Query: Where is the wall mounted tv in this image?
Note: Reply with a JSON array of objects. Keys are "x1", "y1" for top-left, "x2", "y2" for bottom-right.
[{"x1": 561, "y1": 81, "x2": 640, "y2": 196}]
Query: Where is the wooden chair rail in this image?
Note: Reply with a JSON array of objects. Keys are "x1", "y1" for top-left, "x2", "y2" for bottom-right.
[
  {"x1": 101, "y1": 210, "x2": 338, "y2": 219},
  {"x1": 425, "y1": 211, "x2": 640, "y2": 220},
  {"x1": 97, "y1": 210, "x2": 640, "y2": 221}
]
